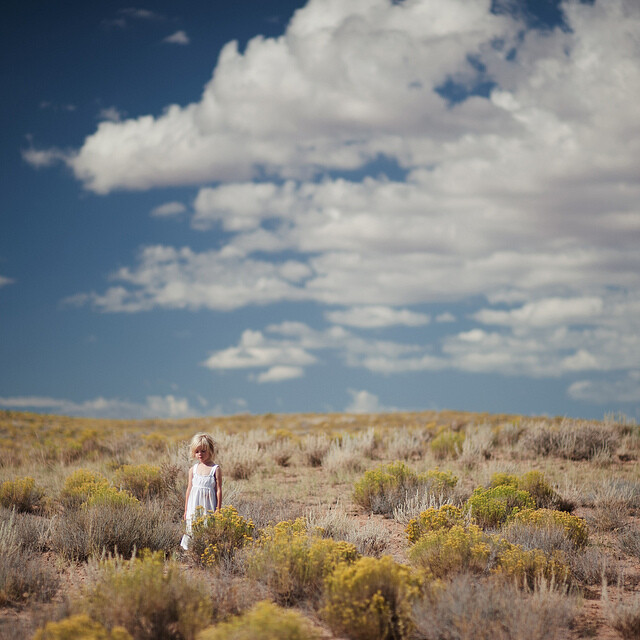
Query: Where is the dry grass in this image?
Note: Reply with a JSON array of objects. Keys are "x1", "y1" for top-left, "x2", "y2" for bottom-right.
[
  {"x1": 603, "y1": 587, "x2": 640, "y2": 640},
  {"x1": 308, "y1": 504, "x2": 389, "y2": 556},
  {"x1": 413, "y1": 574, "x2": 576, "y2": 640},
  {"x1": 49, "y1": 502, "x2": 180, "y2": 560},
  {"x1": 0, "y1": 512, "x2": 59, "y2": 606}
]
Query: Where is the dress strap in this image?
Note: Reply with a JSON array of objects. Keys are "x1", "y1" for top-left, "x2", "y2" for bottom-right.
[{"x1": 209, "y1": 464, "x2": 219, "y2": 476}]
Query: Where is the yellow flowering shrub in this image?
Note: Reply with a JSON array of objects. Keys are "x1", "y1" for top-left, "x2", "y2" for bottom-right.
[
  {"x1": 322, "y1": 555, "x2": 420, "y2": 640},
  {"x1": 510, "y1": 508, "x2": 588, "y2": 548},
  {"x1": 114, "y1": 464, "x2": 164, "y2": 500},
  {"x1": 496, "y1": 544, "x2": 570, "y2": 588},
  {"x1": 32, "y1": 614, "x2": 132, "y2": 640},
  {"x1": 197, "y1": 601, "x2": 321, "y2": 640},
  {"x1": 61, "y1": 469, "x2": 138, "y2": 509},
  {"x1": 489, "y1": 472, "x2": 518, "y2": 488},
  {"x1": 466, "y1": 485, "x2": 535, "y2": 528},
  {"x1": 408, "y1": 524, "x2": 494, "y2": 578},
  {"x1": 0, "y1": 476, "x2": 44, "y2": 512},
  {"x1": 406, "y1": 505, "x2": 466, "y2": 544},
  {"x1": 246, "y1": 518, "x2": 359, "y2": 604},
  {"x1": 489, "y1": 470, "x2": 557, "y2": 509},
  {"x1": 190, "y1": 505, "x2": 255, "y2": 565},
  {"x1": 61, "y1": 469, "x2": 109, "y2": 508},
  {"x1": 82, "y1": 486, "x2": 139, "y2": 509}
]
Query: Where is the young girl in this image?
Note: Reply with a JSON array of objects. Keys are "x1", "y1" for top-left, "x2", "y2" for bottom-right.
[{"x1": 181, "y1": 432, "x2": 222, "y2": 551}]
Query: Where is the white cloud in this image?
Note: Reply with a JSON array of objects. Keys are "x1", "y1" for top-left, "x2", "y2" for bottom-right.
[
  {"x1": 473, "y1": 297, "x2": 604, "y2": 328},
  {"x1": 163, "y1": 30, "x2": 190, "y2": 45},
  {"x1": 22, "y1": 147, "x2": 67, "y2": 168},
  {"x1": 33, "y1": 0, "x2": 640, "y2": 396},
  {"x1": 98, "y1": 106, "x2": 125, "y2": 122},
  {"x1": 150, "y1": 201, "x2": 187, "y2": 217},
  {"x1": 0, "y1": 394, "x2": 196, "y2": 419},
  {"x1": 436, "y1": 312, "x2": 456, "y2": 323},
  {"x1": 568, "y1": 371, "x2": 640, "y2": 404},
  {"x1": 256, "y1": 365, "x2": 305, "y2": 383},
  {"x1": 345, "y1": 389, "x2": 392, "y2": 414},
  {"x1": 68, "y1": 245, "x2": 313, "y2": 312},
  {"x1": 205, "y1": 287, "x2": 640, "y2": 383},
  {"x1": 118, "y1": 7, "x2": 165, "y2": 21},
  {"x1": 51, "y1": 0, "x2": 520, "y2": 193},
  {"x1": 203, "y1": 321, "x2": 419, "y2": 381},
  {"x1": 203, "y1": 328, "x2": 316, "y2": 370},
  {"x1": 325, "y1": 306, "x2": 429, "y2": 328},
  {"x1": 0, "y1": 276, "x2": 14, "y2": 288}
]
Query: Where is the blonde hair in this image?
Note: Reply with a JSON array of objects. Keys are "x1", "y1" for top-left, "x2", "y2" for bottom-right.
[{"x1": 189, "y1": 432, "x2": 217, "y2": 460}]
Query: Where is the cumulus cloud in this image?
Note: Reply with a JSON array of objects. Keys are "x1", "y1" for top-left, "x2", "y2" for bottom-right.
[
  {"x1": 163, "y1": 30, "x2": 190, "y2": 45},
  {"x1": 473, "y1": 297, "x2": 605, "y2": 328},
  {"x1": 203, "y1": 321, "x2": 419, "y2": 381},
  {"x1": 98, "y1": 106, "x2": 125, "y2": 122},
  {"x1": 203, "y1": 328, "x2": 317, "y2": 370},
  {"x1": 32, "y1": 0, "x2": 640, "y2": 401},
  {"x1": 150, "y1": 201, "x2": 187, "y2": 217},
  {"x1": 0, "y1": 394, "x2": 196, "y2": 419},
  {"x1": 345, "y1": 389, "x2": 393, "y2": 414},
  {"x1": 22, "y1": 147, "x2": 67, "y2": 168},
  {"x1": 567, "y1": 371, "x2": 640, "y2": 404},
  {"x1": 206, "y1": 289, "x2": 640, "y2": 383},
  {"x1": 256, "y1": 365, "x2": 305, "y2": 383},
  {"x1": 325, "y1": 306, "x2": 430, "y2": 328},
  {"x1": 68, "y1": 245, "x2": 312, "y2": 312}
]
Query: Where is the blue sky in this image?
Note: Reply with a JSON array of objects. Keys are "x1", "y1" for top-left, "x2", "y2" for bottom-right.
[{"x1": 1, "y1": 0, "x2": 639, "y2": 420}]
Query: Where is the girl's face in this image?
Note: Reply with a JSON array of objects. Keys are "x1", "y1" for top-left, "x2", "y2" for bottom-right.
[{"x1": 195, "y1": 446, "x2": 212, "y2": 464}]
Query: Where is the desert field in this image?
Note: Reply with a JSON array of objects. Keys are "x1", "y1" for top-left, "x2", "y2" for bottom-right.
[{"x1": 0, "y1": 408, "x2": 638, "y2": 639}]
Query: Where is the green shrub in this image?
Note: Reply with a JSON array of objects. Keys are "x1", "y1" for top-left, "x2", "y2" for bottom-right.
[
  {"x1": 197, "y1": 601, "x2": 321, "y2": 640},
  {"x1": 496, "y1": 544, "x2": 570, "y2": 588},
  {"x1": 322, "y1": 555, "x2": 420, "y2": 640},
  {"x1": 0, "y1": 476, "x2": 44, "y2": 512},
  {"x1": 408, "y1": 524, "x2": 494, "y2": 578},
  {"x1": 246, "y1": 518, "x2": 358, "y2": 604},
  {"x1": 509, "y1": 509, "x2": 588, "y2": 549},
  {"x1": 32, "y1": 614, "x2": 132, "y2": 640},
  {"x1": 466, "y1": 485, "x2": 535, "y2": 528},
  {"x1": 189, "y1": 505, "x2": 254, "y2": 566},
  {"x1": 114, "y1": 464, "x2": 164, "y2": 500},
  {"x1": 406, "y1": 505, "x2": 467, "y2": 544},
  {"x1": 75, "y1": 551, "x2": 210, "y2": 640},
  {"x1": 430, "y1": 431, "x2": 465, "y2": 460},
  {"x1": 354, "y1": 462, "x2": 457, "y2": 515}
]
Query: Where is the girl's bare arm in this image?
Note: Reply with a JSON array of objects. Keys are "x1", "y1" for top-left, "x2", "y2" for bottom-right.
[
  {"x1": 215, "y1": 466, "x2": 222, "y2": 511},
  {"x1": 183, "y1": 466, "x2": 193, "y2": 519}
]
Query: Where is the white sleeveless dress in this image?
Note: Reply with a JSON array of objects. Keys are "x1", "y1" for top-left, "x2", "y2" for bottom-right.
[{"x1": 180, "y1": 463, "x2": 219, "y2": 550}]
